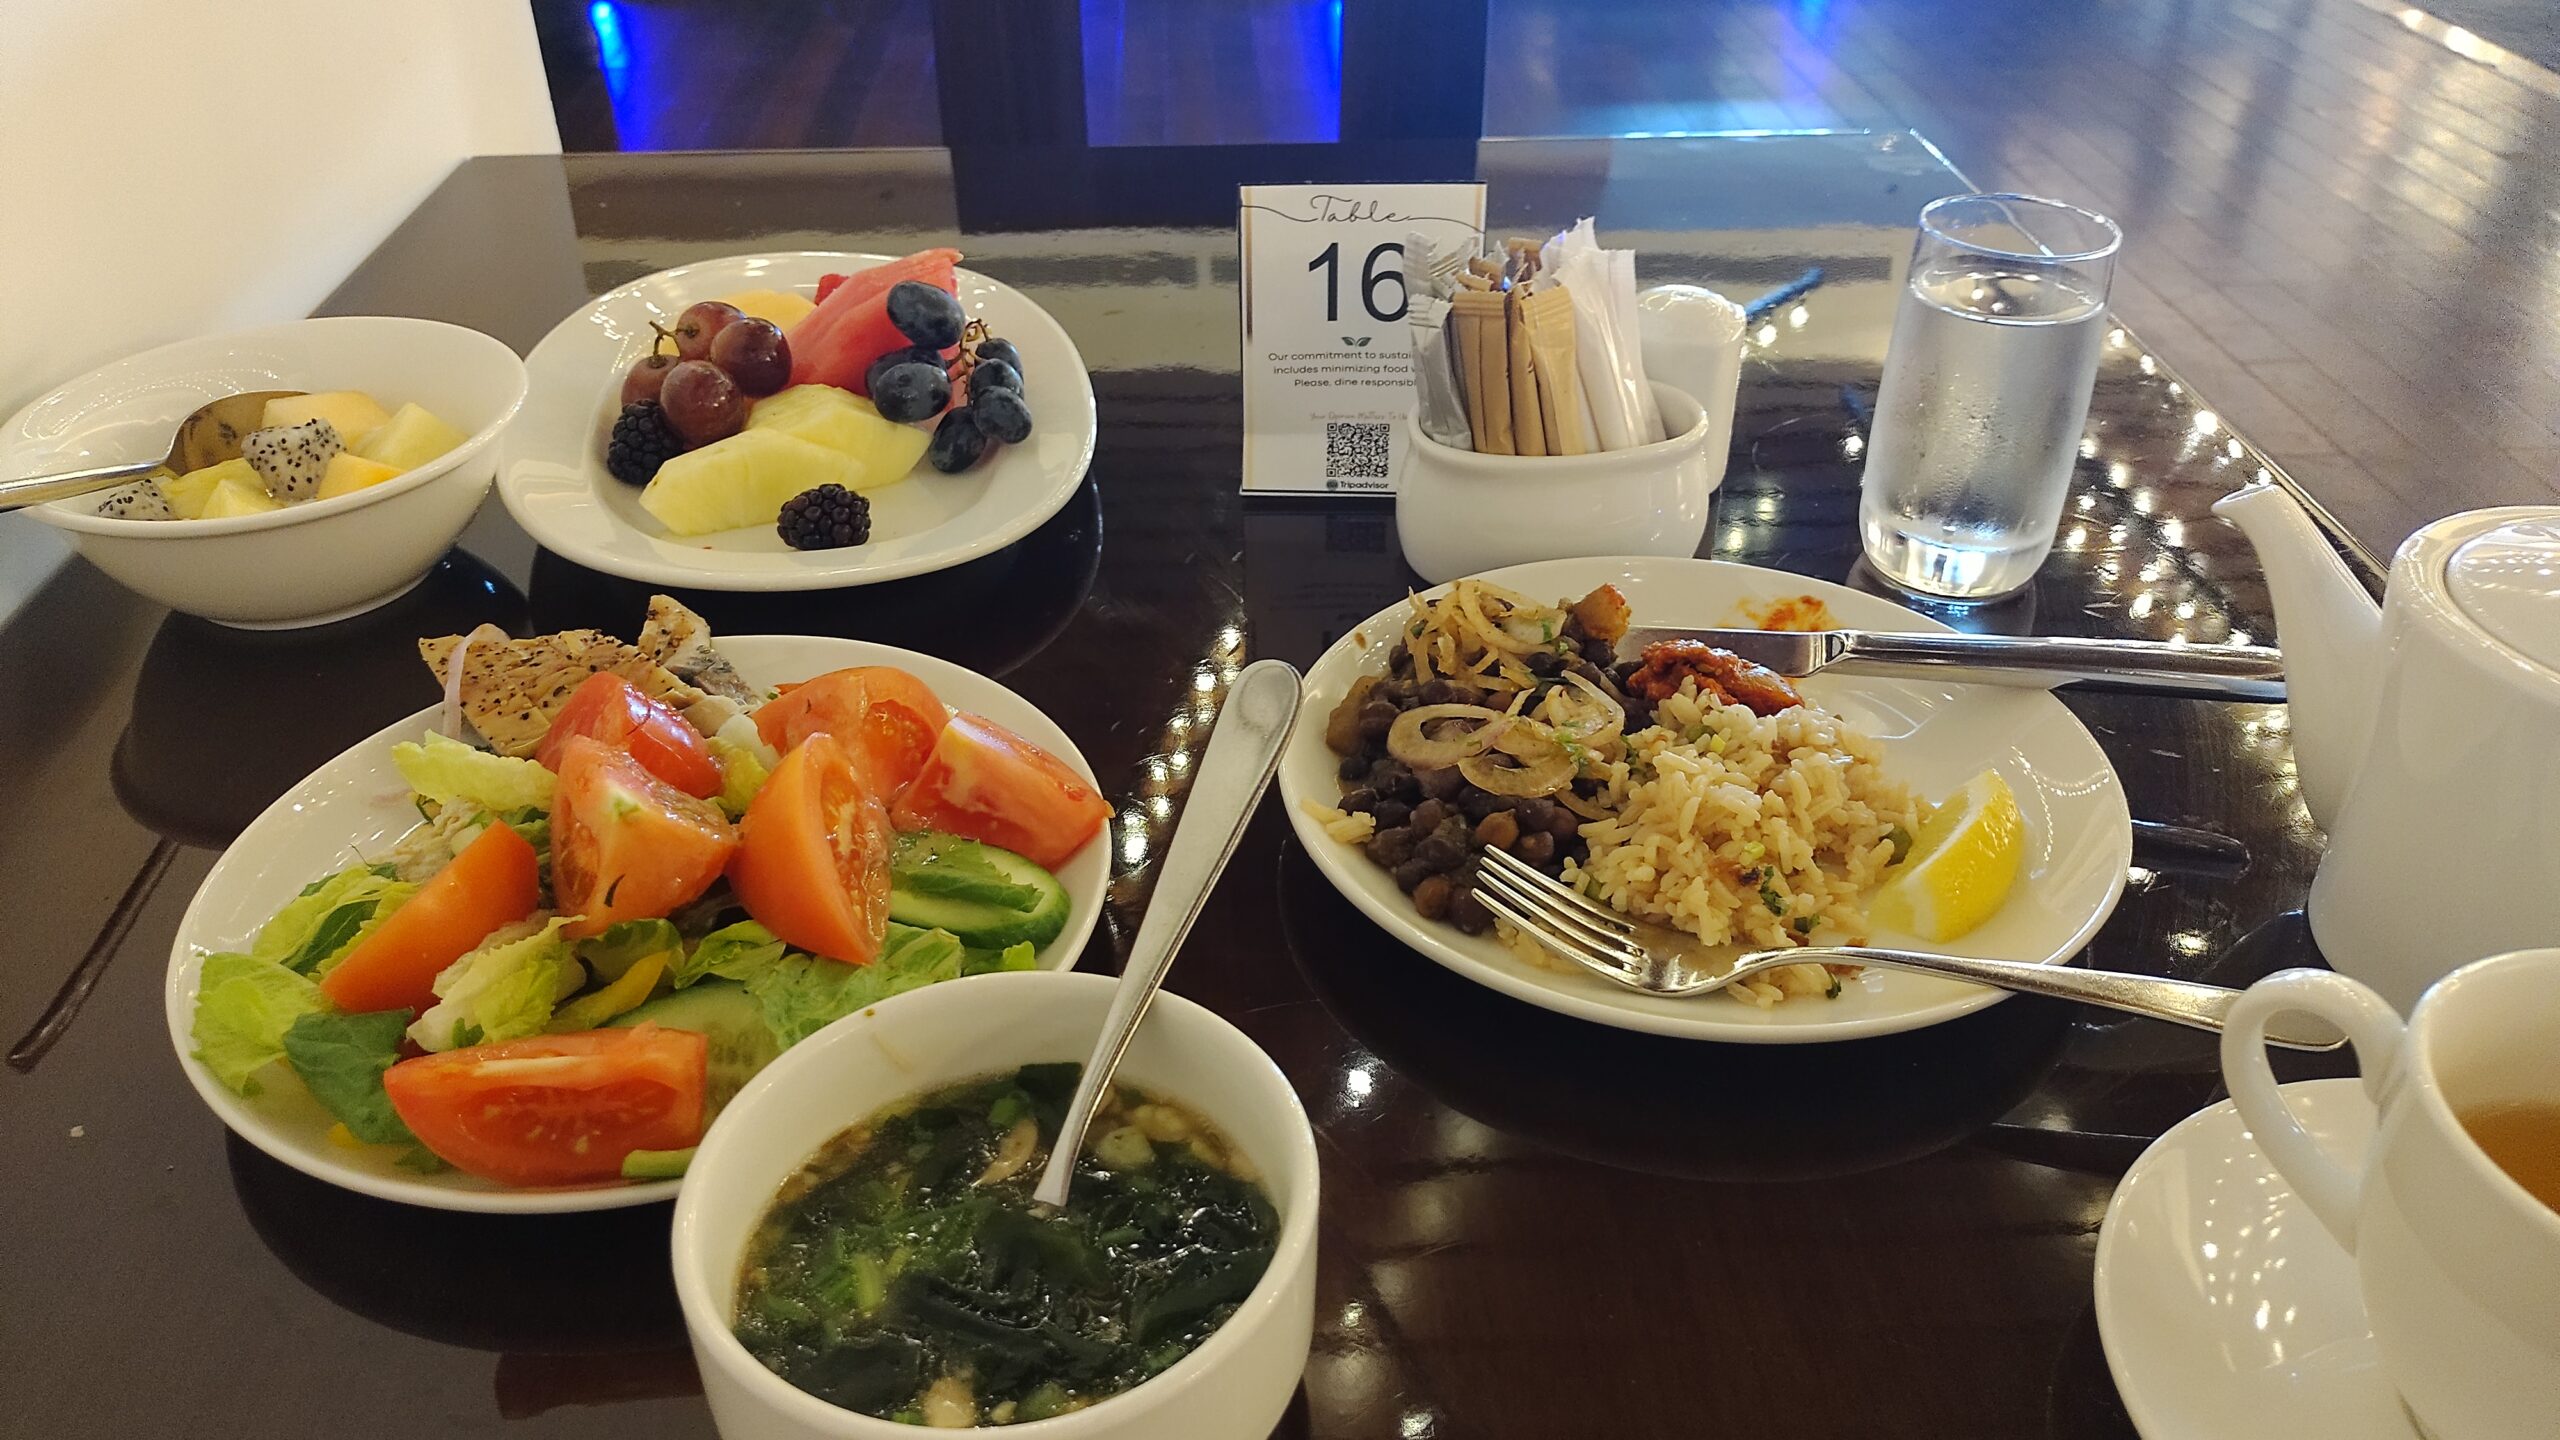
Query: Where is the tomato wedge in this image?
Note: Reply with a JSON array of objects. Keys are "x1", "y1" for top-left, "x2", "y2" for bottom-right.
[
  {"x1": 536, "y1": 672, "x2": 722, "y2": 799},
  {"x1": 753, "y1": 666, "x2": 949, "y2": 793},
  {"x1": 382, "y1": 1024, "x2": 707, "y2": 1186},
  {"x1": 553, "y1": 736, "x2": 738, "y2": 939},
  {"x1": 891, "y1": 712, "x2": 1111, "y2": 870},
  {"x1": 318, "y1": 821, "x2": 540, "y2": 1015},
  {"x1": 729, "y1": 732, "x2": 892, "y2": 964}
]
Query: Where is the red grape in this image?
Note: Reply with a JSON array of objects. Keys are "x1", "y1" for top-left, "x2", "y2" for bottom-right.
[
  {"x1": 659, "y1": 360, "x2": 746, "y2": 445},
  {"x1": 620, "y1": 351, "x2": 678, "y2": 406},
  {"x1": 709, "y1": 318, "x2": 791, "y2": 397},
  {"x1": 660, "y1": 300, "x2": 744, "y2": 362}
]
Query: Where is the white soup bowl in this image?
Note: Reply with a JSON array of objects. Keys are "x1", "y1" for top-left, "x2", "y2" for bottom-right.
[{"x1": 672, "y1": 970, "x2": 1318, "y2": 1440}]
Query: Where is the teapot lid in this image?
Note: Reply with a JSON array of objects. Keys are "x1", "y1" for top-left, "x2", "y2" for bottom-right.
[{"x1": 2444, "y1": 517, "x2": 2560, "y2": 672}]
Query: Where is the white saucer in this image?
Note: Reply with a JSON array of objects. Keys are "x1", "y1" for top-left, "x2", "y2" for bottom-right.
[{"x1": 2094, "y1": 1078, "x2": 2418, "y2": 1440}]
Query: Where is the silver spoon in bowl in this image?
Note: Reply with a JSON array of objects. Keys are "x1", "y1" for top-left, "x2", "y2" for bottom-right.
[
  {"x1": 0, "y1": 389, "x2": 303, "y2": 512},
  {"x1": 1032, "y1": 657, "x2": 1302, "y2": 1210}
]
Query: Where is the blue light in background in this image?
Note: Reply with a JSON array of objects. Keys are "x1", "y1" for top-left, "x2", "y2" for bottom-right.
[{"x1": 589, "y1": 0, "x2": 631, "y2": 97}]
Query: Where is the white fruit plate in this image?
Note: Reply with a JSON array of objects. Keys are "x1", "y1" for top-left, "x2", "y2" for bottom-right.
[
  {"x1": 165, "y1": 634, "x2": 1110, "y2": 1213},
  {"x1": 1277, "y1": 556, "x2": 2132, "y2": 1044},
  {"x1": 499, "y1": 252, "x2": 1097, "y2": 591}
]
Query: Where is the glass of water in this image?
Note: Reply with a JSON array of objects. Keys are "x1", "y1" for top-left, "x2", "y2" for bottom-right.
[{"x1": 1858, "y1": 194, "x2": 2122, "y2": 599}]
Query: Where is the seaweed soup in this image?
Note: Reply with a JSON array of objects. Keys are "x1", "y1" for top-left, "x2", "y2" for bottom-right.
[{"x1": 735, "y1": 1063, "x2": 1278, "y2": 1426}]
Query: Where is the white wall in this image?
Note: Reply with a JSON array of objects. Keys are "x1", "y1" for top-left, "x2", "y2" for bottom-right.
[{"x1": 0, "y1": 0, "x2": 561, "y2": 599}]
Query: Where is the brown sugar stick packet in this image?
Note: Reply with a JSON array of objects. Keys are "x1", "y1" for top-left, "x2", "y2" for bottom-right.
[
  {"x1": 1504, "y1": 283, "x2": 1548, "y2": 456},
  {"x1": 1522, "y1": 284, "x2": 1590, "y2": 455},
  {"x1": 1451, "y1": 288, "x2": 1513, "y2": 454}
]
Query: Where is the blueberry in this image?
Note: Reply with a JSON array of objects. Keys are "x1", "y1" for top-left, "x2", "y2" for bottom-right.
[
  {"x1": 976, "y1": 336, "x2": 1023, "y2": 376},
  {"x1": 885, "y1": 281, "x2": 965, "y2": 350},
  {"x1": 971, "y1": 359, "x2": 1023, "y2": 396},
  {"x1": 872, "y1": 361, "x2": 952, "y2": 424},
  {"x1": 927, "y1": 407, "x2": 990, "y2": 473},
  {"x1": 971, "y1": 387, "x2": 1033, "y2": 444},
  {"x1": 865, "y1": 344, "x2": 940, "y2": 398}
]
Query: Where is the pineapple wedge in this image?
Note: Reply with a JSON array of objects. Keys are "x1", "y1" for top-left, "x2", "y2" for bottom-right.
[
  {"x1": 165, "y1": 457, "x2": 260, "y2": 520},
  {"x1": 200, "y1": 475, "x2": 284, "y2": 519},
  {"x1": 745, "y1": 385, "x2": 925, "y2": 490},
  {"x1": 317, "y1": 452, "x2": 403, "y2": 500},
  {"x1": 262, "y1": 391, "x2": 392, "y2": 446},
  {"x1": 639, "y1": 429, "x2": 867, "y2": 537},
  {"x1": 351, "y1": 402, "x2": 466, "y2": 470},
  {"x1": 719, "y1": 288, "x2": 818, "y2": 332}
]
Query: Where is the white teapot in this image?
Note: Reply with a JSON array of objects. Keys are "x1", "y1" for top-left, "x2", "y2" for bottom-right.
[{"x1": 2213, "y1": 483, "x2": 2560, "y2": 1008}]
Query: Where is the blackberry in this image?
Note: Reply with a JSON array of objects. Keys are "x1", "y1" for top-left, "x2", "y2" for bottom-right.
[
  {"x1": 777, "y1": 484, "x2": 871, "y2": 550},
  {"x1": 605, "y1": 400, "x2": 682, "y2": 485}
]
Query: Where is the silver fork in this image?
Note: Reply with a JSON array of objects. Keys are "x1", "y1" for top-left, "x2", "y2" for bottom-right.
[{"x1": 1471, "y1": 848, "x2": 2343, "y2": 1050}]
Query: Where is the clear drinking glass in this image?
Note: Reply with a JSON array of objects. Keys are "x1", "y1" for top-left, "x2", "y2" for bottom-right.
[{"x1": 1858, "y1": 194, "x2": 2122, "y2": 599}]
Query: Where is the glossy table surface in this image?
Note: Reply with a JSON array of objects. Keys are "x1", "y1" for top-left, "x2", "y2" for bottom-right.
[{"x1": 0, "y1": 134, "x2": 2371, "y2": 1439}]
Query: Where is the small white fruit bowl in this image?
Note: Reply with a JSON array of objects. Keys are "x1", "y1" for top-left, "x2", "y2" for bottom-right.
[{"x1": 3, "y1": 316, "x2": 528, "y2": 629}]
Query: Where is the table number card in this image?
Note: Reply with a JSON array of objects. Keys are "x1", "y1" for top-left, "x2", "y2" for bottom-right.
[{"x1": 1238, "y1": 182, "x2": 1486, "y2": 495}]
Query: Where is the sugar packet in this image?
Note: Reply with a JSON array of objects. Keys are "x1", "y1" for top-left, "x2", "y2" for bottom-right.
[{"x1": 1540, "y1": 218, "x2": 1662, "y2": 449}]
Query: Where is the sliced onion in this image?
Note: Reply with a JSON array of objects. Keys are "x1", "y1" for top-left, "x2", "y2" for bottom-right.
[
  {"x1": 1387, "y1": 703, "x2": 1509, "y2": 769},
  {"x1": 1460, "y1": 748, "x2": 1575, "y2": 797},
  {"x1": 1558, "y1": 788, "x2": 1617, "y2": 820},
  {"x1": 1494, "y1": 723, "x2": 1565, "y2": 763},
  {"x1": 1556, "y1": 669, "x2": 1626, "y2": 741}
]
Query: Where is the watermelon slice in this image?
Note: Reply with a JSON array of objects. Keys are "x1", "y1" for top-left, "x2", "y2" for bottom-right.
[{"x1": 789, "y1": 249, "x2": 963, "y2": 396}]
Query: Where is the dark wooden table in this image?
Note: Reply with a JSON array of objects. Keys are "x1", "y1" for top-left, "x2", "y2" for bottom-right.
[{"x1": 0, "y1": 133, "x2": 2370, "y2": 1439}]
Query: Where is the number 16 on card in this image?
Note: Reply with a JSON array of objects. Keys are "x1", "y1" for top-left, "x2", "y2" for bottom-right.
[{"x1": 1238, "y1": 182, "x2": 1486, "y2": 495}]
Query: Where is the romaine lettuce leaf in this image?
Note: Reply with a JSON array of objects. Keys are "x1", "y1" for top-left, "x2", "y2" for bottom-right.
[
  {"x1": 577, "y1": 918, "x2": 683, "y2": 984},
  {"x1": 190, "y1": 951, "x2": 324, "y2": 1094},
  {"x1": 250, "y1": 865, "x2": 418, "y2": 975},
  {"x1": 407, "y1": 917, "x2": 582, "y2": 1052},
  {"x1": 392, "y1": 731, "x2": 555, "y2": 814},
  {"x1": 743, "y1": 924, "x2": 970, "y2": 1047},
  {"x1": 706, "y1": 735, "x2": 772, "y2": 820},
  {"x1": 671, "y1": 919, "x2": 787, "y2": 988},
  {"x1": 964, "y1": 941, "x2": 1039, "y2": 975},
  {"x1": 281, "y1": 1009, "x2": 416, "y2": 1144}
]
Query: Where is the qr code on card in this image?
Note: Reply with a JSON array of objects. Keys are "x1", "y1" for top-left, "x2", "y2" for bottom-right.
[{"x1": 1324, "y1": 421, "x2": 1391, "y2": 479}]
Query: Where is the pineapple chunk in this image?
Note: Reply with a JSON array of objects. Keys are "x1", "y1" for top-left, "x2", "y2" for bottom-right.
[
  {"x1": 165, "y1": 457, "x2": 259, "y2": 519},
  {"x1": 317, "y1": 452, "x2": 403, "y2": 500},
  {"x1": 719, "y1": 288, "x2": 818, "y2": 332},
  {"x1": 745, "y1": 385, "x2": 926, "y2": 489},
  {"x1": 200, "y1": 475, "x2": 284, "y2": 519},
  {"x1": 261, "y1": 391, "x2": 392, "y2": 446},
  {"x1": 351, "y1": 402, "x2": 466, "y2": 470},
  {"x1": 639, "y1": 429, "x2": 866, "y2": 537}
]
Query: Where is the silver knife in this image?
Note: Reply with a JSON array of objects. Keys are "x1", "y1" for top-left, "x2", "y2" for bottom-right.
[{"x1": 1618, "y1": 626, "x2": 2287, "y2": 701}]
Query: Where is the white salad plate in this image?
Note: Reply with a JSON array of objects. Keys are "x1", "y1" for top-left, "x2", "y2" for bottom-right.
[
  {"x1": 164, "y1": 634, "x2": 1109, "y2": 1213},
  {"x1": 498, "y1": 251, "x2": 1097, "y2": 591},
  {"x1": 2094, "y1": 1079, "x2": 2417, "y2": 1440},
  {"x1": 1276, "y1": 556, "x2": 2131, "y2": 1044}
]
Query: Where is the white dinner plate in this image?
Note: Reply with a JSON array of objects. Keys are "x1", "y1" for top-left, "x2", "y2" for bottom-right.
[
  {"x1": 164, "y1": 634, "x2": 1109, "y2": 1213},
  {"x1": 1276, "y1": 556, "x2": 2131, "y2": 1044},
  {"x1": 499, "y1": 251, "x2": 1097, "y2": 591},
  {"x1": 2094, "y1": 1080, "x2": 2414, "y2": 1440}
]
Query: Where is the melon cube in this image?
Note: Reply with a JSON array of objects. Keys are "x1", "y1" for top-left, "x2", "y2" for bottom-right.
[
  {"x1": 746, "y1": 385, "x2": 926, "y2": 490},
  {"x1": 720, "y1": 288, "x2": 818, "y2": 332},
  {"x1": 200, "y1": 475, "x2": 284, "y2": 519},
  {"x1": 639, "y1": 429, "x2": 866, "y2": 537},
  {"x1": 317, "y1": 452, "x2": 403, "y2": 500},
  {"x1": 261, "y1": 391, "x2": 392, "y2": 445},
  {"x1": 165, "y1": 457, "x2": 259, "y2": 519},
  {"x1": 351, "y1": 402, "x2": 466, "y2": 471}
]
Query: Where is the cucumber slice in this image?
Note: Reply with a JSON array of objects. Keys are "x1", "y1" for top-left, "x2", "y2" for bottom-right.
[
  {"x1": 608, "y1": 979, "x2": 778, "y2": 1117},
  {"x1": 887, "y1": 832, "x2": 1071, "y2": 950},
  {"x1": 621, "y1": 1146, "x2": 695, "y2": 1180}
]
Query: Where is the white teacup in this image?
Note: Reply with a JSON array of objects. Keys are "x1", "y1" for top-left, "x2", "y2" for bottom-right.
[{"x1": 2220, "y1": 949, "x2": 2560, "y2": 1439}]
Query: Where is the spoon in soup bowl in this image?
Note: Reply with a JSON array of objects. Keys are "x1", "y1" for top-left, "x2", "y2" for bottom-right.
[{"x1": 1032, "y1": 658, "x2": 1302, "y2": 1210}]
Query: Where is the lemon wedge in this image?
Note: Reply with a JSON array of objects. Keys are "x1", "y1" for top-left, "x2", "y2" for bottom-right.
[{"x1": 1870, "y1": 769, "x2": 2024, "y2": 941}]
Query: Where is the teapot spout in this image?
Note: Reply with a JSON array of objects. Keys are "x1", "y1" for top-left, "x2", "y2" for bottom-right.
[{"x1": 2210, "y1": 482, "x2": 2383, "y2": 830}]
